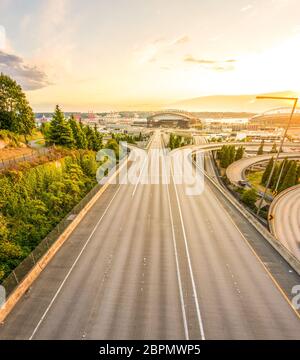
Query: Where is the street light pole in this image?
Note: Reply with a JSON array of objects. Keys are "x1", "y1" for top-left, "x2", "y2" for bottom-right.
[{"x1": 255, "y1": 96, "x2": 298, "y2": 216}]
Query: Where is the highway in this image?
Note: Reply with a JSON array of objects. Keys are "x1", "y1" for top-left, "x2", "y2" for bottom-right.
[
  {"x1": 269, "y1": 185, "x2": 300, "y2": 262},
  {"x1": 0, "y1": 131, "x2": 300, "y2": 339}
]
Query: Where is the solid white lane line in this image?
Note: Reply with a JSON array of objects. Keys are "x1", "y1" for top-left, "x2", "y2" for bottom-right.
[
  {"x1": 169, "y1": 156, "x2": 206, "y2": 340},
  {"x1": 161, "y1": 137, "x2": 189, "y2": 340},
  {"x1": 29, "y1": 185, "x2": 122, "y2": 340}
]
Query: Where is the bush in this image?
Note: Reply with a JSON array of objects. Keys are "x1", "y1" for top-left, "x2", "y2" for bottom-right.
[
  {"x1": 241, "y1": 188, "x2": 257, "y2": 209},
  {"x1": 0, "y1": 149, "x2": 99, "y2": 281}
]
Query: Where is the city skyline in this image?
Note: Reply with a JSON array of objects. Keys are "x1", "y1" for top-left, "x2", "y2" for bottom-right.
[{"x1": 1, "y1": 0, "x2": 300, "y2": 111}]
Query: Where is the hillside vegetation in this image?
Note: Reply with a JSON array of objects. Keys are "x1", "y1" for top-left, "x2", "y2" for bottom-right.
[{"x1": 0, "y1": 149, "x2": 98, "y2": 281}]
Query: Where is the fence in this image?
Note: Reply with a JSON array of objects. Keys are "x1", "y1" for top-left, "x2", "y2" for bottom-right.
[{"x1": 0, "y1": 147, "x2": 52, "y2": 170}]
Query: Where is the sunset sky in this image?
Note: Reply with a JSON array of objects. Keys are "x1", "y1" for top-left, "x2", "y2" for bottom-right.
[{"x1": 1, "y1": 0, "x2": 300, "y2": 111}]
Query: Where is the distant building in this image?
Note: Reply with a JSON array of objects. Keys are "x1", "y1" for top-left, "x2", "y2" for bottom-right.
[
  {"x1": 147, "y1": 111, "x2": 199, "y2": 128},
  {"x1": 35, "y1": 115, "x2": 51, "y2": 127},
  {"x1": 249, "y1": 107, "x2": 300, "y2": 127}
]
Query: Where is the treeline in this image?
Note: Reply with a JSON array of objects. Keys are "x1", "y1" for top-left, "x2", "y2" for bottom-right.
[
  {"x1": 0, "y1": 149, "x2": 99, "y2": 281},
  {"x1": 257, "y1": 140, "x2": 279, "y2": 155},
  {"x1": 41, "y1": 105, "x2": 102, "y2": 151},
  {"x1": 168, "y1": 133, "x2": 193, "y2": 150},
  {"x1": 261, "y1": 157, "x2": 300, "y2": 193},
  {"x1": 217, "y1": 145, "x2": 244, "y2": 168},
  {"x1": 112, "y1": 132, "x2": 149, "y2": 144}
]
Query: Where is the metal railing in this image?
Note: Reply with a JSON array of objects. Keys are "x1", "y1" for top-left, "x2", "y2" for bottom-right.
[{"x1": 0, "y1": 147, "x2": 52, "y2": 170}]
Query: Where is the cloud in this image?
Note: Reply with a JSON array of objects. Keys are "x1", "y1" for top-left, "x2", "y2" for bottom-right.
[
  {"x1": 0, "y1": 50, "x2": 50, "y2": 90},
  {"x1": 184, "y1": 55, "x2": 236, "y2": 71},
  {"x1": 171, "y1": 35, "x2": 190, "y2": 46},
  {"x1": 241, "y1": 4, "x2": 253, "y2": 12},
  {"x1": 184, "y1": 56, "x2": 215, "y2": 64},
  {"x1": 136, "y1": 35, "x2": 190, "y2": 64}
]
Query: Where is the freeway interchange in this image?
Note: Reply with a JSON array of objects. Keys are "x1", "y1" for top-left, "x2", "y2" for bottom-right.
[{"x1": 0, "y1": 131, "x2": 300, "y2": 340}]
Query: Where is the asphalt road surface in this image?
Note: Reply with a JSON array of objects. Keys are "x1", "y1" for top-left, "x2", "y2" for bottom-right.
[
  {"x1": 270, "y1": 185, "x2": 300, "y2": 262},
  {"x1": 0, "y1": 131, "x2": 300, "y2": 339}
]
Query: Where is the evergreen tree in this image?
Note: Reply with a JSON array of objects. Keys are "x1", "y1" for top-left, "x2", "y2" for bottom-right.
[
  {"x1": 280, "y1": 161, "x2": 297, "y2": 192},
  {"x1": 0, "y1": 73, "x2": 35, "y2": 139},
  {"x1": 85, "y1": 125, "x2": 96, "y2": 150},
  {"x1": 228, "y1": 145, "x2": 236, "y2": 165},
  {"x1": 93, "y1": 124, "x2": 102, "y2": 151},
  {"x1": 270, "y1": 162, "x2": 279, "y2": 189},
  {"x1": 270, "y1": 143, "x2": 277, "y2": 153},
  {"x1": 257, "y1": 140, "x2": 264, "y2": 155},
  {"x1": 220, "y1": 146, "x2": 230, "y2": 168},
  {"x1": 261, "y1": 157, "x2": 274, "y2": 186},
  {"x1": 271, "y1": 158, "x2": 287, "y2": 190},
  {"x1": 48, "y1": 105, "x2": 74, "y2": 148},
  {"x1": 69, "y1": 115, "x2": 87, "y2": 149},
  {"x1": 296, "y1": 164, "x2": 300, "y2": 184},
  {"x1": 235, "y1": 146, "x2": 244, "y2": 161},
  {"x1": 278, "y1": 159, "x2": 291, "y2": 190}
]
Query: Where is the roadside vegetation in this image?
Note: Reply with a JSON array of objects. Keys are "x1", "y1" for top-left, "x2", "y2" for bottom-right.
[
  {"x1": 247, "y1": 157, "x2": 300, "y2": 195},
  {"x1": 168, "y1": 133, "x2": 193, "y2": 150},
  {"x1": 0, "y1": 149, "x2": 99, "y2": 280},
  {"x1": 216, "y1": 145, "x2": 244, "y2": 169},
  {"x1": 111, "y1": 132, "x2": 149, "y2": 145}
]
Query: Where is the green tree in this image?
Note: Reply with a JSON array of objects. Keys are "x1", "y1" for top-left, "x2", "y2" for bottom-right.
[
  {"x1": 270, "y1": 143, "x2": 277, "y2": 153},
  {"x1": 93, "y1": 124, "x2": 102, "y2": 151},
  {"x1": 269, "y1": 162, "x2": 279, "y2": 189},
  {"x1": 0, "y1": 73, "x2": 35, "y2": 139},
  {"x1": 257, "y1": 140, "x2": 264, "y2": 155},
  {"x1": 271, "y1": 159, "x2": 287, "y2": 191},
  {"x1": 106, "y1": 138, "x2": 119, "y2": 160},
  {"x1": 83, "y1": 124, "x2": 102, "y2": 151},
  {"x1": 48, "y1": 105, "x2": 74, "y2": 148},
  {"x1": 280, "y1": 161, "x2": 297, "y2": 192},
  {"x1": 235, "y1": 146, "x2": 244, "y2": 161},
  {"x1": 228, "y1": 145, "x2": 236, "y2": 164},
  {"x1": 69, "y1": 115, "x2": 88, "y2": 149},
  {"x1": 261, "y1": 157, "x2": 274, "y2": 186},
  {"x1": 278, "y1": 159, "x2": 292, "y2": 190},
  {"x1": 220, "y1": 146, "x2": 230, "y2": 168},
  {"x1": 41, "y1": 122, "x2": 51, "y2": 140},
  {"x1": 296, "y1": 164, "x2": 300, "y2": 183},
  {"x1": 241, "y1": 188, "x2": 257, "y2": 208}
]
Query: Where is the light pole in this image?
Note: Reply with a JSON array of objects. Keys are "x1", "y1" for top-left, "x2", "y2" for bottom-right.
[{"x1": 255, "y1": 96, "x2": 298, "y2": 216}]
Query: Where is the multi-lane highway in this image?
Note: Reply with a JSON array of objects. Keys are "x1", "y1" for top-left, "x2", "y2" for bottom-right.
[
  {"x1": 0, "y1": 131, "x2": 300, "y2": 339},
  {"x1": 269, "y1": 185, "x2": 300, "y2": 261}
]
